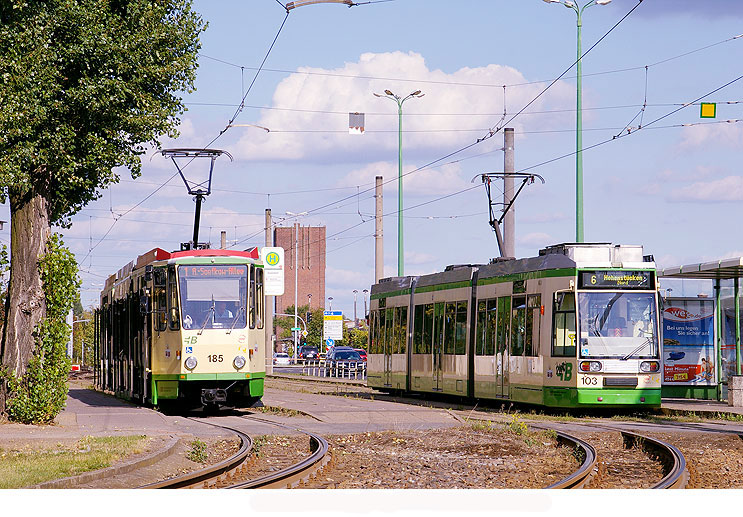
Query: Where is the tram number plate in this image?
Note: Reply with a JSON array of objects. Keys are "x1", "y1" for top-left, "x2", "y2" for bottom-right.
[
  {"x1": 208, "y1": 354, "x2": 224, "y2": 363},
  {"x1": 581, "y1": 376, "x2": 599, "y2": 386}
]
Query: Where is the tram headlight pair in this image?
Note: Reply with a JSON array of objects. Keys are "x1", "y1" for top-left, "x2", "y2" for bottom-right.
[
  {"x1": 233, "y1": 355, "x2": 246, "y2": 370},
  {"x1": 579, "y1": 361, "x2": 602, "y2": 373},
  {"x1": 639, "y1": 361, "x2": 660, "y2": 373},
  {"x1": 184, "y1": 356, "x2": 198, "y2": 371}
]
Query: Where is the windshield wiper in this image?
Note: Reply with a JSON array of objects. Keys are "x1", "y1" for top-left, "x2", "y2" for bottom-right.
[
  {"x1": 198, "y1": 305, "x2": 215, "y2": 336},
  {"x1": 226, "y1": 306, "x2": 245, "y2": 334},
  {"x1": 621, "y1": 337, "x2": 652, "y2": 361}
]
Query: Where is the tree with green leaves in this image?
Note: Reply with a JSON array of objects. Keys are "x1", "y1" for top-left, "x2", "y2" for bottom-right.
[{"x1": 0, "y1": 0, "x2": 206, "y2": 419}]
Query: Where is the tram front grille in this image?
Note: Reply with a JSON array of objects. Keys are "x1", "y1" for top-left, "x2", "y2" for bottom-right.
[{"x1": 603, "y1": 377, "x2": 638, "y2": 387}]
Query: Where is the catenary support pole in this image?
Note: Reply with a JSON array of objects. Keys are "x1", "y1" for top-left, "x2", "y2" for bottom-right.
[
  {"x1": 265, "y1": 208, "x2": 273, "y2": 375},
  {"x1": 375, "y1": 175, "x2": 384, "y2": 283},
  {"x1": 503, "y1": 128, "x2": 515, "y2": 258}
]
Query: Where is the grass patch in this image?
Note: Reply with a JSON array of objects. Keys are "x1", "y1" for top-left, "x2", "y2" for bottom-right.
[
  {"x1": 187, "y1": 439, "x2": 208, "y2": 464},
  {"x1": 0, "y1": 435, "x2": 148, "y2": 489},
  {"x1": 253, "y1": 405, "x2": 302, "y2": 418}
]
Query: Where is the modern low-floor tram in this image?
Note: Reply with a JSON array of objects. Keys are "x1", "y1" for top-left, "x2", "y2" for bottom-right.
[
  {"x1": 94, "y1": 247, "x2": 267, "y2": 410},
  {"x1": 367, "y1": 243, "x2": 662, "y2": 409}
]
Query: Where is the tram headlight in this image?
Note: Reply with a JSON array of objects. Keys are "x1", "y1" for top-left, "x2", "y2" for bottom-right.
[
  {"x1": 579, "y1": 361, "x2": 602, "y2": 373},
  {"x1": 233, "y1": 355, "x2": 246, "y2": 370},
  {"x1": 184, "y1": 356, "x2": 198, "y2": 371},
  {"x1": 639, "y1": 361, "x2": 660, "y2": 373}
]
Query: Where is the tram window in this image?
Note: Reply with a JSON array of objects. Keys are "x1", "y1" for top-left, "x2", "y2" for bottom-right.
[
  {"x1": 444, "y1": 302, "x2": 456, "y2": 354},
  {"x1": 386, "y1": 307, "x2": 394, "y2": 354},
  {"x1": 486, "y1": 299, "x2": 497, "y2": 355},
  {"x1": 455, "y1": 301, "x2": 467, "y2": 355},
  {"x1": 391, "y1": 307, "x2": 399, "y2": 354},
  {"x1": 378, "y1": 308, "x2": 386, "y2": 355},
  {"x1": 249, "y1": 266, "x2": 256, "y2": 329},
  {"x1": 399, "y1": 306, "x2": 408, "y2": 354},
  {"x1": 476, "y1": 301, "x2": 486, "y2": 355},
  {"x1": 368, "y1": 310, "x2": 376, "y2": 354},
  {"x1": 414, "y1": 305, "x2": 424, "y2": 354},
  {"x1": 552, "y1": 292, "x2": 576, "y2": 357},
  {"x1": 525, "y1": 294, "x2": 541, "y2": 357},
  {"x1": 167, "y1": 265, "x2": 180, "y2": 331},
  {"x1": 255, "y1": 268, "x2": 264, "y2": 329},
  {"x1": 423, "y1": 304, "x2": 433, "y2": 354},
  {"x1": 154, "y1": 284, "x2": 167, "y2": 332},
  {"x1": 511, "y1": 296, "x2": 526, "y2": 357},
  {"x1": 496, "y1": 297, "x2": 511, "y2": 354}
]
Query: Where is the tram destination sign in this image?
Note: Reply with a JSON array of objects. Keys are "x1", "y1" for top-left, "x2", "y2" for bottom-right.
[{"x1": 579, "y1": 270, "x2": 654, "y2": 290}]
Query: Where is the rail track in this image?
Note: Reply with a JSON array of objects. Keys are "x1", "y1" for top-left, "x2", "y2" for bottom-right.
[{"x1": 139, "y1": 415, "x2": 330, "y2": 489}]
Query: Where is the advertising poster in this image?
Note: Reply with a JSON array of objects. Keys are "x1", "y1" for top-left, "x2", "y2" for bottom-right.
[{"x1": 662, "y1": 299, "x2": 715, "y2": 385}]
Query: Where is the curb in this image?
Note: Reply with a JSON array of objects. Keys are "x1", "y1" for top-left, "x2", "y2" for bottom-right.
[{"x1": 32, "y1": 434, "x2": 181, "y2": 489}]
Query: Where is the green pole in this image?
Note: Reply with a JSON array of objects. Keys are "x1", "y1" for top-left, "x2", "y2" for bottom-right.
[
  {"x1": 397, "y1": 99, "x2": 404, "y2": 277},
  {"x1": 575, "y1": 8, "x2": 584, "y2": 243},
  {"x1": 716, "y1": 279, "x2": 722, "y2": 400}
]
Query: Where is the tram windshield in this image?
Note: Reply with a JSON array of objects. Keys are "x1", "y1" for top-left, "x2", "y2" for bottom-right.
[
  {"x1": 577, "y1": 291, "x2": 658, "y2": 359},
  {"x1": 178, "y1": 265, "x2": 247, "y2": 330}
]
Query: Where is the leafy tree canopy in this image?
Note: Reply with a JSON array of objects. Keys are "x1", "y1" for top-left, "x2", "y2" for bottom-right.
[{"x1": 0, "y1": 0, "x2": 206, "y2": 225}]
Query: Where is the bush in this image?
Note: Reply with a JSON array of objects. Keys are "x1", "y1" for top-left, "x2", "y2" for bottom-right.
[{"x1": 4, "y1": 234, "x2": 79, "y2": 424}]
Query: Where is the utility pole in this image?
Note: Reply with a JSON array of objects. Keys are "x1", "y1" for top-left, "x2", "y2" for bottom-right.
[
  {"x1": 265, "y1": 208, "x2": 274, "y2": 374},
  {"x1": 503, "y1": 128, "x2": 515, "y2": 258},
  {"x1": 220, "y1": 231, "x2": 227, "y2": 249},
  {"x1": 375, "y1": 175, "x2": 384, "y2": 283}
]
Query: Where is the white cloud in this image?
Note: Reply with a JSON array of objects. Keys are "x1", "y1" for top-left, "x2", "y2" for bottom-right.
[
  {"x1": 668, "y1": 175, "x2": 743, "y2": 202},
  {"x1": 233, "y1": 51, "x2": 571, "y2": 163},
  {"x1": 678, "y1": 122, "x2": 743, "y2": 150},
  {"x1": 518, "y1": 232, "x2": 554, "y2": 248},
  {"x1": 405, "y1": 251, "x2": 436, "y2": 265}
]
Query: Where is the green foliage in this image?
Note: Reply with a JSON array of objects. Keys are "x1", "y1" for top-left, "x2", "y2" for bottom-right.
[
  {"x1": 0, "y1": 0, "x2": 206, "y2": 225},
  {"x1": 5, "y1": 234, "x2": 80, "y2": 424},
  {"x1": 187, "y1": 439, "x2": 208, "y2": 464},
  {"x1": 276, "y1": 306, "x2": 368, "y2": 353}
]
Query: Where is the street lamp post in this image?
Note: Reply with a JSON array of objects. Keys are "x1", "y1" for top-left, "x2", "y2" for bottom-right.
[
  {"x1": 373, "y1": 89, "x2": 425, "y2": 276},
  {"x1": 543, "y1": 0, "x2": 611, "y2": 243},
  {"x1": 353, "y1": 289, "x2": 358, "y2": 327},
  {"x1": 362, "y1": 288, "x2": 369, "y2": 326},
  {"x1": 328, "y1": 297, "x2": 333, "y2": 311}
]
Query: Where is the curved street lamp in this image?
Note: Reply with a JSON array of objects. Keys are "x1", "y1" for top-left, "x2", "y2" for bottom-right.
[
  {"x1": 373, "y1": 89, "x2": 425, "y2": 276},
  {"x1": 543, "y1": 0, "x2": 611, "y2": 242}
]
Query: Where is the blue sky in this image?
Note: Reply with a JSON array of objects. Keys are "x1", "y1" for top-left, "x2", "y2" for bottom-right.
[{"x1": 5, "y1": 0, "x2": 742, "y2": 313}]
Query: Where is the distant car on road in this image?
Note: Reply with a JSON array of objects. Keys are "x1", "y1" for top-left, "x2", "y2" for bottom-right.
[
  {"x1": 273, "y1": 352, "x2": 291, "y2": 366},
  {"x1": 325, "y1": 346, "x2": 364, "y2": 376},
  {"x1": 354, "y1": 349, "x2": 367, "y2": 362},
  {"x1": 298, "y1": 345, "x2": 319, "y2": 360}
]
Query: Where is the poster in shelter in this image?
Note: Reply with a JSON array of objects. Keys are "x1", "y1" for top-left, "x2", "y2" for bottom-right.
[{"x1": 662, "y1": 299, "x2": 715, "y2": 385}]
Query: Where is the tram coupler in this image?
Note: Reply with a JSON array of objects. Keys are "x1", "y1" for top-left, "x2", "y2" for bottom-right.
[{"x1": 201, "y1": 388, "x2": 227, "y2": 405}]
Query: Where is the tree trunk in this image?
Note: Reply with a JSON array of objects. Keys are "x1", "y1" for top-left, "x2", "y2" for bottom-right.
[{"x1": 0, "y1": 178, "x2": 50, "y2": 415}]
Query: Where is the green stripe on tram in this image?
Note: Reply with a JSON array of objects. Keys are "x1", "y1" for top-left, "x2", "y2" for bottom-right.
[{"x1": 477, "y1": 268, "x2": 577, "y2": 286}]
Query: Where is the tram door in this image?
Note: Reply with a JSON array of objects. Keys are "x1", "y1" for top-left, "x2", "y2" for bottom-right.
[
  {"x1": 432, "y1": 302, "x2": 445, "y2": 391},
  {"x1": 383, "y1": 307, "x2": 393, "y2": 386},
  {"x1": 496, "y1": 296, "x2": 511, "y2": 398}
]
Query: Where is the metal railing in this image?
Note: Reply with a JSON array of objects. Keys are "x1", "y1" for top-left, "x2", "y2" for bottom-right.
[{"x1": 300, "y1": 359, "x2": 366, "y2": 380}]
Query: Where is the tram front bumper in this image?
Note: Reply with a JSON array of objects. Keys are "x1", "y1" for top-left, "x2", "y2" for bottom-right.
[
  {"x1": 577, "y1": 388, "x2": 661, "y2": 407},
  {"x1": 201, "y1": 388, "x2": 228, "y2": 405}
]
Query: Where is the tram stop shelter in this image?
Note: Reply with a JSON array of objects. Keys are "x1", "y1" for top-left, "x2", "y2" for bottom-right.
[{"x1": 659, "y1": 257, "x2": 743, "y2": 404}]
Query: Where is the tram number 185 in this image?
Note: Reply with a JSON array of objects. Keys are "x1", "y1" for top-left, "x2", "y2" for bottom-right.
[
  {"x1": 208, "y1": 354, "x2": 224, "y2": 363},
  {"x1": 581, "y1": 376, "x2": 599, "y2": 386}
]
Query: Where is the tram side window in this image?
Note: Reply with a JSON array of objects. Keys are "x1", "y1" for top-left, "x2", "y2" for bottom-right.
[
  {"x1": 476, "y1": 301, "x2": 486, "y2": 355},
  {"x1": 167, "y1": 265, "x2": 180, "y2": 331},
  {"x1": 256, "y1": 267, "x2": 264, "y2": 329},
  {"x1": 552, "y1": 292, "x2": 576, "y2": 357},
  {"x1": 525, "y1": 294, "x2": 541, "y2": 357},
  {"x1": 444, "y1": 302, "x2": 456, "y2": 354},
  {"x1": 486, "y1": 299, "x2": 497, "y2": 355},
  {"x1": 423, "y1": 303, "x2": 433, "y2": 354},
  {"x1": 154, "y1": 270, "x2": 167, "y2": 332},
  {"x1": 378, "y1": 308, "x2": 386, "y2": 355},
  {"x1": 399, "y1": 306, "x2": 407, "y2": 354},
  {"x1": 249, "y1": 266, "x2": 256, "y2": 329},
  {"x1": 455, "y1": 301, "x2": 467, "y2": 355},
  {"x1": 414, "y1": 305, "x2": 424, "y2": 354},
  {"x1": 496, "y1": 297, "x2": 511, "y2": 355},
  {"x1": 511, "y1": 296, "x2": 526, "y2": 357}
]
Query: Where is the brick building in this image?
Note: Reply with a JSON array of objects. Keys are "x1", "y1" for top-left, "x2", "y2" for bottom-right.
[{"x1": 274, "y1": 224, "x2": 326, "y2": 315}]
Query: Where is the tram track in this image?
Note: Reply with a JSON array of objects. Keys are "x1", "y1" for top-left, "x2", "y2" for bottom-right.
[{"x1": 139, "y1": 415, "x2": 330, "y2": 489}]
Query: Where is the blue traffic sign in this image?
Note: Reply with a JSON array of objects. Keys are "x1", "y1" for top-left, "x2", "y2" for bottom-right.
[{"x1": 326, "y1": 338, "x2": 335, "y2": 348}]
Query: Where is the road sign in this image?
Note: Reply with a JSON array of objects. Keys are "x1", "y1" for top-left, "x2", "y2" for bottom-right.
[
  {"x1": 302, "y1": 331, "x2": 308, "y2": 338},
  {"x1": 291, "y1": 327, "x2": 301, "y2": 331},
  {"x1": 700, "y1": 102, "x2": 716, "y2": 118},
  {"x1": 261, "y1": 247, "x2": 285, "y2": 295},
  {"x1": 323, "y1": 311, "x2": 343, "y2": 340},
  {"x1": 326, "y1": 338, "x2": 335, "y2": 348}
]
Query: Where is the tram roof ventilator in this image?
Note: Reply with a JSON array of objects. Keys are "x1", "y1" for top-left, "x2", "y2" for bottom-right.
[{"x1": 538, "y1": 242, "x2": 654, "y2": 269}]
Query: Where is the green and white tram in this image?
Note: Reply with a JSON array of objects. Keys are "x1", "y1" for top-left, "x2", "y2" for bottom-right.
[
  {"x1": 94, "y1": 247, "x2": 266, "y2": 410},
  {"x1": 368, "y1": 243, "x2": 662, "y2": 409}
]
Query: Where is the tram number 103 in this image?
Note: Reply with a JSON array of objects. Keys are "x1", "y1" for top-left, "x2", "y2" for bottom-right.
[
  {"x1": 208, "y1": 354, "x2": 224, "y2": 363},
  {"x1": 581, "y1": 376, "x2": 599, "y2": 386}
]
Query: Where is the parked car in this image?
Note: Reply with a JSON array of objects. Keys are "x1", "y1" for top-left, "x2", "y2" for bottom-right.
[
  {"x1": 273, "y1": 352, "x2": 290, "y2": 366},
  {"x1": 354, "y1": 348, "x2": 367, "y2": 362},
  {"x1": 298, "y1": 345, "x2": 319, "y2": 361},
  {"x1": 325, "y1": 346, "x2": 364, "y2": 376}
]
